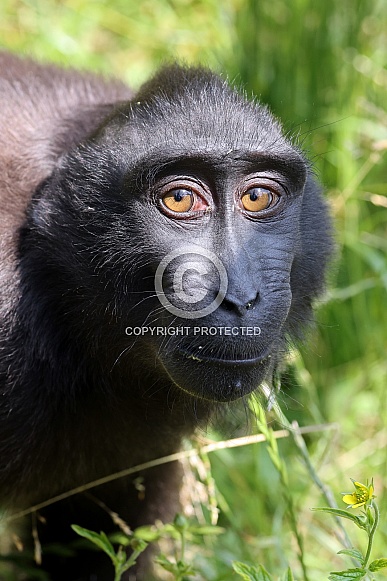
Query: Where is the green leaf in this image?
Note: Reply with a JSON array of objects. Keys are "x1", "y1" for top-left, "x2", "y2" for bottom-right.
[
  {"x1": 156, "y1": 554, "x2": 178, "y2": 575},
  {"x1": 71, "y1": 525, "x2": 116, "y2": 561},
  {"x1": 134, "y1": 523, "x2": 177, "y2": 541},
  {"x1": 328, "y1": 569, "x2": 366, "y2": 580},
  {"x1": 116, "y1": 546, "x2": 127, "y2": 567},
  {"x1": 369, "y1": 559, "x2": 387, "y2": 571},
  {"x1": 312, "y1": 508, "x2": 368, "y2": 530},
  {"x1": 109, "y1": 532, "x2": 132, "y2": 546},
  {"x1": 156, "y1": 555, "x2": 196, "y2": 577},
  {"x1": 189, "y1": 525, "x2": 225, "y2": 536},
  {"x1": 337, "y1": 549, "x2": 364, "y2": 565},
  {"x1": 130, "y1": 538, "x2": 147, "y2": 553},
  {"x1": 176, "y1": 560, "x2": 196, "y2": 576},
  {"x1": 281, "y1": 567, "x2": 294, "y2": 581},
  {"x1": 366, "y1": 506, "x2": 375, "y2": 526},
  {"x1": 132, "y1": 525, "x2": 162, "y2": 542},
  {"x1": 232, "y1": 561, "x2": 272, "y2": 580}
]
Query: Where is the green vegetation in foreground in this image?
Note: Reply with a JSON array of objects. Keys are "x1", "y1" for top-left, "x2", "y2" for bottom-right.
[{"x1": 0, "y1": 0, "x2": 386, "y2": 579}]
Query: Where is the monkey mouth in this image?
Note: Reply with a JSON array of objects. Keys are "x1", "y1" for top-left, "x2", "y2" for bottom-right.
[
  {"x1": 160, "y1": 345, "x2": 273, "y2": 402},
  {"x1": 178, "y1": 348, "x2": 271, "y2": 367},
  {"x1": 157, "y1": 338, "x2": 275, "y2": 401}
]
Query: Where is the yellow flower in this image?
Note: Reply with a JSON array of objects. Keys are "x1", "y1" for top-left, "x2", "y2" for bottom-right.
[{"x1": 342, "y1": 479, "x2": 375, "y2": 509}]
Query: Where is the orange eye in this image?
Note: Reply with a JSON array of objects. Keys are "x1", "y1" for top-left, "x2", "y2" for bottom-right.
[
  {"x1": 241, "y1": 187, "x2": 277, "y2": 212},
  {"x1": 162, "y1": 188, "x2": 194, "y2": 213}
]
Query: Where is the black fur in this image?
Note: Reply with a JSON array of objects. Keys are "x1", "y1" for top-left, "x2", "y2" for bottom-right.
[{"x1": 0, "y1": 53, "x2": 332, "y2": 580}]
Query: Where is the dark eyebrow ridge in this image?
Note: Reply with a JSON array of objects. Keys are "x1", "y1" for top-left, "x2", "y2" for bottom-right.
[{"x1": 124, "y1": 148, "x2": 306, "y2": 192}]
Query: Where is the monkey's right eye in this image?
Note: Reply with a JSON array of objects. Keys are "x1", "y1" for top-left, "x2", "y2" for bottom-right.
[{"x1": 162, "y1": 188, "x2": 194, "y2": 213}]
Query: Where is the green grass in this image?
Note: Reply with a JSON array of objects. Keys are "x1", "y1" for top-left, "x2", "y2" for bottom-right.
[{"x1": 1, "y1": 0, "x2": 386, "y2": 579}]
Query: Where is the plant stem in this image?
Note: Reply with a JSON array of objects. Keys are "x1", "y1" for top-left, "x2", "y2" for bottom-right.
[
  {"x1": 180, "y1": 529, "x2": 186, "y2": 563},
  {"x1": 363, "y1": 501, "x2": 380, "y2": 567},
  {"x1": 117, "y1": 546, "x2": 146, "y2": 581},
  {"x1": 255, "y1": 402, "x2": 310, "y2": 581}
]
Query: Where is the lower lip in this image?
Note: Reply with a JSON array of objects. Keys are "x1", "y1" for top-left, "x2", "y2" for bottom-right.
[{"x1": 178, "y1": 349, "x2": 270, "y2": 367}]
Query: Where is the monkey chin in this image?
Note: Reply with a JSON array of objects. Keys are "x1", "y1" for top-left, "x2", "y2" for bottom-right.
[{"x1": 159, "y1": 350, "x2": 272, "y2": 402}]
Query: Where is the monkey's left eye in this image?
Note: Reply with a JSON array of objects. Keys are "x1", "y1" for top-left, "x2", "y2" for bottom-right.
[
  {"x1": 160, "y1": 186, "x2": 209, "y2": 217},
  {"x1": 240, "y1": 187, "x2": 279, "y2": 213}
]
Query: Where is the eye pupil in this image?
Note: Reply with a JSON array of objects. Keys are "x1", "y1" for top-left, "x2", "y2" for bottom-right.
[
  {"x1": 174, "y1": 190, "x2": 184, "y2": 202},
  {"x1": 249, "y1": 191, "x2": 259, "y2": 201}
]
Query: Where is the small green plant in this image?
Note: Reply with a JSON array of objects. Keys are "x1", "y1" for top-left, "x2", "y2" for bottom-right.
[
  {"x1": 154, "y1": 514, "x2": 197, "y2": 580},
  {"x1": 138, "y1": 513, "x2": 224, "y2": 579},
  {"x1": 71, "y1": 525, "x2": 147, "y2": 581},
  {"x1": 231, "y1": 478, "x2": 386, "y2": 581},
  {"x1": 313, "y1": 479, "x2": 387, "y2": 580},
  {"x1": 72, "y1": 513, "x2": 223, "y2": 580}
]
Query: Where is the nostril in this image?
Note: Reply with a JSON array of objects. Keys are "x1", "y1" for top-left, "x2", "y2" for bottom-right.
[
  {"x1": 221, "y1": 291, "x2": 259, "y2": 315},
  {"x1": 221, "y1": 298, "x2": 235, "y2": 312}
]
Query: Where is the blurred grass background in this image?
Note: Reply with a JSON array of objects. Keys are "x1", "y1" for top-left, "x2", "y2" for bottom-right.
[{"x1": 0, "y1": 0, "x2": 386, "y2": 579}]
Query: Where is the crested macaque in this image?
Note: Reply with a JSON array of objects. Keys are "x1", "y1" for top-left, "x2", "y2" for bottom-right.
[{"x1": 0, "y1": 52, "x2": 332, "y2": 580}]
